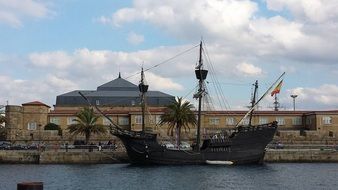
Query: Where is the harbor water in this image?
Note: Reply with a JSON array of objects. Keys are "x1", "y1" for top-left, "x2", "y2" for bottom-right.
[{"x1": 0, "y1": 163, "x2": 337, "y2": 190}]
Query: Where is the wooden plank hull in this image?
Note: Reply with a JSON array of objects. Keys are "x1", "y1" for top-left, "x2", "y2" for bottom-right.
[{"x1": 115, "y1": 122, "x2": 277, "y2": 165}]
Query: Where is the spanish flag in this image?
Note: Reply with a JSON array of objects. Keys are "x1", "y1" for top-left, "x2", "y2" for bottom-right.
[{"x1": 271, "y1": 80, "x2": 283, "y2": 96}]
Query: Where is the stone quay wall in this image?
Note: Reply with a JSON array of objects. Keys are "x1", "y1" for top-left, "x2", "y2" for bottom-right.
[
  {"x1": 0, "y1": 151, "x2": 40, "y2": 164},
  {"x1": 1, "y1": 149, "x2": 338, "y2": 164},
  {"x1": 0, "y1": 151, "x2": 128, "y2": 164},
  {"x1": 264, "y1": 149, "x2": 338, "y2": 163}
]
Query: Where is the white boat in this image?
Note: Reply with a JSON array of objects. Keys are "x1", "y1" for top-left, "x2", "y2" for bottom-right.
[{"x1": 206, "y1": 160, "x2": 234, "y2": 165}]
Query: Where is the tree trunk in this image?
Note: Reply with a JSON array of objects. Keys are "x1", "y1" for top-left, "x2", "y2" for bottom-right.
[
  {"x1": 85, "y1": 132, "x2": 91, "y2": 145},
  {"x1": 176, "y1": 125, "x2": 181, "y2": 149}
]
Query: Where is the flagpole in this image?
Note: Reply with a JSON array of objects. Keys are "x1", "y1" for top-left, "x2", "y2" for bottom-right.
[
  {"x1": 235, "y1": 72, "x2": 285, "y2": 127},
  {"x1": 274, "y1": 94, "x2": 279, "y2": 111}
]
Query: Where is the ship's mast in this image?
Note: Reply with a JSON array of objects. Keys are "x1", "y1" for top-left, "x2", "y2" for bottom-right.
[
  {"x1": 235, "y1": 72, "x2": 285, "y2": 128},
  {"x1": 139, "y1": 67, "x2": 149, "y2": 132},
  {"x1": 249, "y1": 80, "x2": 258, "y2": 126},
  {"x1": 273, "y1": 94, "x2": 280, "y2": 111},
  {"x1": 194, "y1": 41, "x2": 208, "y2": 151}
]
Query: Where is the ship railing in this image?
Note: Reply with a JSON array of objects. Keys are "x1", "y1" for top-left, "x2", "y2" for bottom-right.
[
  {"x1": 267, "y1": 143, "x2": 338, "y2": 151},
  {"x1": 203, "y1": 121, "x2": 277, "y2": 140},
  {"x1": 111, "y1": 127, "x2": 156, "y2": 139}
]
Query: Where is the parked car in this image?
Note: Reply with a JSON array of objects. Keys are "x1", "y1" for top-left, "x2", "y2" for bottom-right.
[
  {"x1": 10, "y1": 144, "x2": 28, "y2": 150},
  {"x1": 27, "y1": 143, "x2": 38, "y2": 150},
  {"x1": 73, "y1": 140, "x2": 86, "y2": 148},
  {"x1": 276, "y1": 142, "x2": 284, "y2": 149},
  {"x1": 267, "y1": 141, "x2": 284, "y2": 149},
  {"x1": 0, "y1": 141, "x2": 11, "y2": 150},
  {"x1": 60, "y1": 143, "x2": 75, "y2": 149},
  {"x1": 179, "y1": 141, "x2": 191, "y2": 150},
  {"x1": 162, "y1": 141, "x2": 175, "y2": 149}
]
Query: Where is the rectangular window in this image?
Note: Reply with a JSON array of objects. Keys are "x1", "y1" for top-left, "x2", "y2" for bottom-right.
[
  {"x1": 103, "y1": 117, "x2": 112, "y2": 125},
  {"x1": 276, "y1": 117, "x2": 285, "y2": 125},
  {"x1": 226, "y1": 117, "x2": 235, "y2": 125},
  {"x1": 96, "y1": 100, "x2": 100, "y2": 106},
  {"x1": 292, "y1": 117, "x2": 302, "y2": 125},
  {"x1": 242, "y1": 118, "x2": 250, "y2": 125},
  {"x1": 67, "y1": 117, "x2": 77, "y2": 125},
  {"x1": 209, "y1": 117, "x2": 220, "y2": 125},
  {"x1": 149, "y1": 115, "x2": 161, "y2": 124},
  {"x1": 118, "y1": 116, "x2": 129, "y2": 125},
  {"x1": 27, "y1": 122, "x2": 37, "y2": 130},
  {"x1": 259, "y1": 117, "x2": 268, "y2": 125},
  {"x1": 155, "y1": 115, "x2": 161, "y2": 124},
  {"x1": 135, "y1": 115, "x2": 143, "y2": 124},
  {"x1": 322, "y1": 116, "x2": 332, "y2": 125},
  {"x1": 306, "y1": 117, "x2": 312, "y2": 125},
  {"x1": 50, "y1": 117, "x2": 60, "y2": 125}
]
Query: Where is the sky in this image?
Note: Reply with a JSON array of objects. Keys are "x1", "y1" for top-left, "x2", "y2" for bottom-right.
[{"x1": 0, "y1": 0, "x2": 338, "y2": 111}]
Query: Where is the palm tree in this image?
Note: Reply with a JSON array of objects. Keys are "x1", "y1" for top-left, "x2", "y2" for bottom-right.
[
  {"x1": 0, "y1": 115, "x2": 5, "y2": 125},
  {"x1": 67, "y1": 107, "x2": 107, "y2": 144},
  {"x1": 160, "y1": 97, "x2": 196, "y2": 148},
  {"x1": 0, "y1": 115, "x2": 6, "y2": 140}
]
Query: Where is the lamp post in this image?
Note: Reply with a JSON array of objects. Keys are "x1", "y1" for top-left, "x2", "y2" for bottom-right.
[{"x1": 290, "y1": 94, "x2": 298, "y2": 111}]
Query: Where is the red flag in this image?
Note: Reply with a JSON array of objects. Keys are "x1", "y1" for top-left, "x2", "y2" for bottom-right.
[{"x1": 271, "y1": 80, "x2": 283, "y2": 96}]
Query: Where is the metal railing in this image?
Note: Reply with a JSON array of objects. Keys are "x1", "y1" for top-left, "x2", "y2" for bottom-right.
[
  {"x1": 0, "y1": 143, "x2": 118, "y2": 152},
  {"x1": 267, "y1": 143, "x2": 338, "y2": 151}
]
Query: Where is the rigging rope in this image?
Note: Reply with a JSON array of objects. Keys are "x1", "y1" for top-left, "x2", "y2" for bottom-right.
[
  {"x1": 125, "y1": 44, "x2": 200, "y2": 80},
  {"x1": 202, "y1": 40, "x2": 231, "y2": 110}
]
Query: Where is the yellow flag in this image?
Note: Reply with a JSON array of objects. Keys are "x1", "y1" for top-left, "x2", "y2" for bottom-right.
[{"x1": 271, "y1": 80, "x2": 283, "y2": 96}]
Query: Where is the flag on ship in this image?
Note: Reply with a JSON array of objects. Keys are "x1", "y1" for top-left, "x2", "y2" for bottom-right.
[{"x1": 271, "y1": 80, "x2": 283, "y2": 96}]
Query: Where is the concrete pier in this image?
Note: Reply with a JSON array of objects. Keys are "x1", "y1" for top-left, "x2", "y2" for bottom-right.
[
  {"x1": 0, "y1": 150, "x2": 128, "y2": 164},
  {"x1": 0, "y1": 151, "x2": 40, "y2": 164},
  {"x1": 1, "y1": 149, "x2": 338, "y2": 164},
  {"x1": 264, "y1": 148, "x2": 338, "y2": 163}
]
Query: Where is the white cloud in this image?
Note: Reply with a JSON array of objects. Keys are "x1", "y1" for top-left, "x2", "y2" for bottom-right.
[
  {"x1": 74, "y1": 49, "x2": 110, "y2": 67},
  {"x1": 0, "y1": 74, "x2": 77, "y2": 106},
  {"x1": 0, "y1": 11, "x2": 21, "y2": 27},
  {"x1": 109, "y1": 0, "x2": 257, "y2": 40},
  {"x1": 279, "y1": 65, "x2": 296, "y2": 73},
  {"x1": 29, "y1": 51, "x2": 72, "y2": 69},
  {"x1": 235, "y1": 62, "x2": 262, "y2": 76},
  {"x1": 288, "y1": 84, "x2": 338, "y2": 109},
  {"x1": 46, "y1": 75, "x2": 78, "y2": 92},
  {"x1": 0, "y1": 0, "x2": 52, "y2": 27},
  {"x1": 3, "y1": 42, "x2": 338, "y2": 110},
  {"x1": 144, "y1": 72, "x2": 183, "y2": 91},
  {"x1": 100, "y1": 0, "x2": 338, "y2": 66},
  {"x1": 266, "y1": 0, "x2": 338, "y2": 23},
  {"x1": 95, "y1": 16, "x2": 111, "y2": 25},
  {"x1": 24, "y1": 46, "x2": 192, "y2": 105},
  {"x1": 3, "y1": 0, "x2": 338, "y2": 110},
  {"x1": 249, "y1": 16, "x2": 304, "y2": 49},
  {"x1": 127, "y1": 32, "x2": 144, "y2": 45}
]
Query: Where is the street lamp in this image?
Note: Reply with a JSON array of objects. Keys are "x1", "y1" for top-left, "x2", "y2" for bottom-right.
[{"x1": 290, "y1": 94, "x2": 298, "y2": 111}]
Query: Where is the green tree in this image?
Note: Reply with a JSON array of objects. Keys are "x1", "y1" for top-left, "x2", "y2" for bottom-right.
[
  {"x1": 0, "y1": 115, "x2": 6, "y2": 140},
  {"x1": 44, "y1": 123, "x2": 63, "y2": 136},
  {"x1": 0, "y1": 115, "x2": 5, "y2": 125},
  {"x1": 160, "y1": 97, "x2": 196, "y2": 148},
  {"x1": 67, "y1": 107, "x2": 107, "y2": 144}
]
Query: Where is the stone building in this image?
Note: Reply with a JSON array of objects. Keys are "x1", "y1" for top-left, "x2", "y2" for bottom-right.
[
  {"x1": 4, "y1": 75, "x2": 338, "y2": 144},
  {"x1": 5, "y1": 101, "x2": 52, "y2": 142},
  {"x1": 200, "y1": 110, "x2": 338, "y2": 142},
  {"x1": 5, "y1": 75, "x2": 175, "y2": 143}
]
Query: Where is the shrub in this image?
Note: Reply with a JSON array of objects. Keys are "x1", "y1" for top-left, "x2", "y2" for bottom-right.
[{"x1": 44, "y1": 123, "x2": 62, "y2": 136}]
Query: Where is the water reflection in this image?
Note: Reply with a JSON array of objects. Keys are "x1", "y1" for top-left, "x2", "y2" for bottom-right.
[{"x1": 0, "y1": 164, "x2": 337, "y2": 190}]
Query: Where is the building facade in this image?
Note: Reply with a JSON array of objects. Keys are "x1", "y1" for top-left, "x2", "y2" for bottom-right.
[{"x1": 4, "y1": 75, "x2": 338, "y2": 143}]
